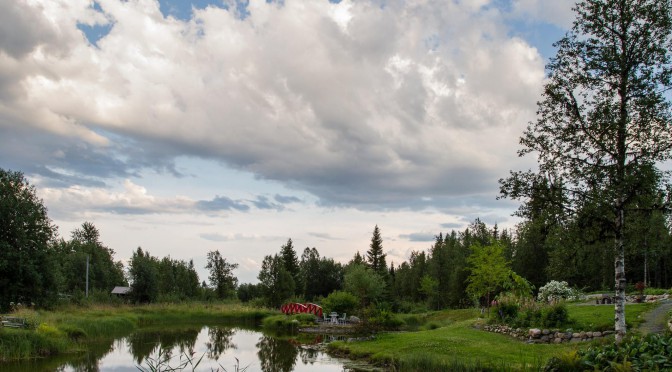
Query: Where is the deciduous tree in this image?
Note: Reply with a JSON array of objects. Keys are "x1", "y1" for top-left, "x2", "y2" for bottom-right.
[
  {"x1": 258, "y1": 254, "x2": 294, "y2": 307},
  {"x1": 500, "y1": 0, "x2": 672, "y2": 342},
  {"x1": 205, "y1": 250, "x2": 239, "y2": 299},
  {"x1": 0, "y1": 169, "x2": 59, "y2": 311},
  {"x1": 128, "y1": 247, "x2": 159, "y2": 303}
]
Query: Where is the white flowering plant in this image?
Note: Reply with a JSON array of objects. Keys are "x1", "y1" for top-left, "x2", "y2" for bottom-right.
[{"x1": 537, "y1": 280, "x2": 579, "y2": 303}]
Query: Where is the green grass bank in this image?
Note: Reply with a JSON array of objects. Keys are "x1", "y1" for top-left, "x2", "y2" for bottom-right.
[
  {"x1": 0, "y1": 303, "x2": 276, "y2": 362},
  {"x1": 328, "y1": 303, "x2": 659, "y2": 370}
]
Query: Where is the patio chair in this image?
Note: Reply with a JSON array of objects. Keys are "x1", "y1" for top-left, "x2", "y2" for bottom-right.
[{"x1": 338, "y1": 313, "x2": 347, "y2": 324}]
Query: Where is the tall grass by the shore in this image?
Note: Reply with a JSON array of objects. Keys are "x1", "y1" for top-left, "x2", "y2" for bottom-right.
[
  {"x1": 0, "y1": 302, "x2": 276, "y2": 362},
  {"x1": 0, "y1": 329, "x2": 70, "y2": 361},
  {"x1": 391, "y1": 353, "x2": 545, "y2": 372}
]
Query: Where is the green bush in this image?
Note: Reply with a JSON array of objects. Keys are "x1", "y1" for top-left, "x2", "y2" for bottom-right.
[
  {"x1": 58, "y1": 324, "x2": 87, "y2": 341},
  {"x1": 541, "y1": 303, "x2": 569, "y2": 328},
  {"x1": 402, "y1": 315, "x2": 422, "y2": 329},
  {"x1": 320, "y1": 291, "x2": 358, "y2": 315},
  {"x1": 490, "y1": 301, "x2": 570, "y2": 329},
  {"x1": 515, "y1": 306, "x2": 542, "y2": 328},
  {"x1": 643, "y1": 287, "x2": 669, "y2": 296},
  {"x1": 36, "y1": 323, "x2": 63, "y2": 338},
  {"x1": 545, "y1": 334, "x2": 672, "y2": 371},
  {"x1": 395, "y1": 300, "x2": 429, "y2": 314},
  {"x1": 369, "y1": 309, "x2": 404, "y2": 330},
  {"x1": 261, "y1": 314, "x2": 315, "y2": 331},
  {"x1": 494, "y1": 302, "x2": 519, "y2": 323}
]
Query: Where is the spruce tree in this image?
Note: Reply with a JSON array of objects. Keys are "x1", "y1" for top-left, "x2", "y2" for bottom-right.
[
  {"x1": 280, "y1": 238, "x2": 301, "y2": 295},
  {"x1": 366, "y1": 225, "x2": 387, "y2": 277}
]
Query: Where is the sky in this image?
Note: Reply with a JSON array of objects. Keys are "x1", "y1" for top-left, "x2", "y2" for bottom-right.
[{"x1": 0, "y1": 0, "x2": 578, "y2": 284}]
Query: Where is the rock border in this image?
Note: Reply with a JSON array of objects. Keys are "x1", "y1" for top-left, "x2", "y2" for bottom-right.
[{"x1": 482, "y1": 324, "x2": 613, "y2": 344}]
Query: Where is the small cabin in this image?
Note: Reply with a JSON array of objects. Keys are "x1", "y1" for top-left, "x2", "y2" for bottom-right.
[{"x1": 111, "y1": 286, "x2": 131, "y2": 296}]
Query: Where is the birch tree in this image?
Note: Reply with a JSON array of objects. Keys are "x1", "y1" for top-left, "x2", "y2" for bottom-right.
[{"x1": 500, "y1": 0, "x2": 672, "y2": 342}]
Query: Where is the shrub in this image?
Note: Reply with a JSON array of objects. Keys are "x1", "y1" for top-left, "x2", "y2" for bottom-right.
[
  {"x1": 36, "y1": 323, "x2": 63, "y2": 338},
  {"x1": 58, "y1": 324, "x2": 87, "y2": 341},
  {"x1": 395, "y1": 300, "x2": 429, "y2": 314},
  {"x1": 402, "y1": 315, "x2": 422, "y2": 329},
  {"x1": 493, "y1": 302, "x2": 519, "y2": 323},
  {"x1": 369, "y1": 309, "x2": 404, "y2": 330},
  {"x1": 514, "y1": 304, "x2": 543, "y2": 328},
  {"x1": 320, "y1": 291, "x2": 358, "y2": 315},
  {"x1": 537, "y1": 281, "x2": 578, "y2": 303},
  {"x1": 355, "y1": 306, "x2": 404, "y2": 333},
  {"x1": 643, "y1": 287, "x2": 669, "y2": 296},
  {"x1": 540, "y1": 303, "x2": 569, "y2": 328},
  {"x1": 545, "y1": 334, "x2": 672, "y2": 371},
  {"x1": 261, "y1": 314, "x2": 316, "y2": 331},
  {"x1": 490, "y1": 293, "x2": 541, "y2": 328},
  {"x1": 542, "y1": 350, "x2": 583, "y2": 372}
]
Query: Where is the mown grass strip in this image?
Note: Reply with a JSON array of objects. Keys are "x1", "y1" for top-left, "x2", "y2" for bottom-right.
[
  {"x1": 567, "y1": 302, "x2": 654, "y2": 331},
  {"x1": 329, "y1": 318, "x2": 574, "y2": 370}
]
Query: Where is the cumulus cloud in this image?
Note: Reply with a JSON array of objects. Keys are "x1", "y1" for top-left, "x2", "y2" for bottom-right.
[
  {"x1": 37, "y1": 179, "x2": 292, "y2": 218},
  {"x1": 1, "y1": 0, "x2": 549, "y2": 211}
]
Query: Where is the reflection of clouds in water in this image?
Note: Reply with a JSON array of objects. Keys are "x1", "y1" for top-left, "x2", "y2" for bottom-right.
[{"x1": 51, "y1": 326, "x2": 368, "y2": 371}]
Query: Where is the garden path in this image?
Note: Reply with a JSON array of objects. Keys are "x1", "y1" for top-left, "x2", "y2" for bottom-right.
[{"x1": 638, "y1": 299, "x2": 672, "y2": 335}]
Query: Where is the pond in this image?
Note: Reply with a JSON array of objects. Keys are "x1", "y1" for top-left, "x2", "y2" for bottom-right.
[{"x1": 4, "y1": 324, "x2": 379, "y2": 371}]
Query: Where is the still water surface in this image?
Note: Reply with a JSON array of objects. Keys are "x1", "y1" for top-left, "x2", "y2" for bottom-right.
[{"x1": 5, "y1": 324, "x2": 377, "y2": 371}]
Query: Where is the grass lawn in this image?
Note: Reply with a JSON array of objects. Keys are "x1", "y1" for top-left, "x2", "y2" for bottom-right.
[
  {"x1": 567, "y1": 302, "x2": 655, "y2": 331},
  {"x1": 329, "y1": 302, "x2": 661, "y2": 370},
  {"x1": 330, "y1": 318, "x2": 576, "y2": 370}
]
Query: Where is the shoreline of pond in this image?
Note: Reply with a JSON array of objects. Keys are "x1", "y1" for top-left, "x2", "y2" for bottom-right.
[
  {"x1": 2, "y1": 323, "x2": 376, "y2": 371},
  {"x1": 0, "y1": 302, "x2": 276, "y2": 362}
]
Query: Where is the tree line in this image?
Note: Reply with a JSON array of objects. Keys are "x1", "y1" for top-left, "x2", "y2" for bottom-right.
[
  {"x1": 2, "y1": 165, "x2": 671, "y2": 316},
  {"x1": 0, "y1": 168, "x2": 240, "y2": 311},
  {"x1": 237, "y1": 213, "x2": 671, "y2": 315}
]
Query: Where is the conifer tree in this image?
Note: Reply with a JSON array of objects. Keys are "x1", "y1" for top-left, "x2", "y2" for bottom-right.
[
  {"x1": 280, "y1": 238, "x2": 301, "y2": 294},
  {"x1": 366, "y1": 225, "x2": 387, "y2": 277}
]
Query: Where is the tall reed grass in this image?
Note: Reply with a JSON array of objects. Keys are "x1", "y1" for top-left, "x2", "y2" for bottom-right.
[
  {"x1": 391, "y1": 353, "x2": 544, "y2": 372},
  {"x1": 0, "y1": 328, "x2": 70, "y2": 361},
  {"x1": 0, "y1": 302, "x2": 276, "y2": 361}
]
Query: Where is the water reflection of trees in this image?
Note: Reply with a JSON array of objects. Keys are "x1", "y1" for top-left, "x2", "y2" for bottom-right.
[
  {"x1": 256, "y1": 335, "x2": 298, "y2": 372},
  {"x1": 65, "y1": 339, "x2": 118, "y2": 372},
  {"x1": 299, "y1": 346, "x2": 320, "y2": 366},
  {"x1": 205, "y1": 326, "x2": 237, "y2": 359},
  {"x1": 126, "y1": 327, "x2": 200, "y2": 364}
]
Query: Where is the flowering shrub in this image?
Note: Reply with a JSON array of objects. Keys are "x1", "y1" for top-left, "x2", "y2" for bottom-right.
[{"x1": 537, "y1": 280, "x2": 578, "y2": 303}]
